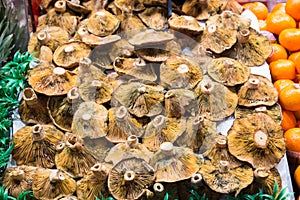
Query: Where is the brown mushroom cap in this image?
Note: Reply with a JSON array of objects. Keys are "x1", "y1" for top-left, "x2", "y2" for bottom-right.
[
  {"x1": 54, "y1": 195, "x2": 78, "y2": 200},
  {"x1": 12, "y1": 124, "x2": 65, "y2": 168},
  {"x1": 108, "y1": 39, "x2": 135, "y2": 60},
  {"x1": 149, "y1": 142, "x2": 202, "y2": 182},
  {"x1": 238, "y1": 74, "x2": 278, "y2": 107},
  {"x1": 18, "y1": 88, "x2": 51, "y2": 124},
  {"x1": 114, "y1": 0, "x2": 145, "y2": 12},
  {"x1": 39, "y1": 45, "x2": 53, "y2": 63},
  {"x1": 108, "y1": 157, "x2": 155, "y2": 200},
  {"x1": 228, "y1": 113, "x2": 285, "y2": 169},
  {"x1": 72, "y1": 101, "x2": 108, "y2": 139},
  {"x1": 182, "y1": 0, "x2": 210, "y2": 20},
  {"x1": 138, "y1": 7, "x2": 168, "y2": 30},
  {"x1": 199, "y1": 160, "x2": 253, "y2": 195},
  {"x1": 120, "y1": 15, "x2": 147, "y2": 39},
  {"x1": 168, "y1": 15, "x2": 204, "y2": 35},
  {"x1": 87, "y1": 10, "x2": 120, "y2": 37},
  {"x1": 207, "y1": 57, "x2": 250, "y2": 86},
  {"x1": 128, "y1": 29, "x2": 174, "y2": 47},
  {"x1": 53, "y1": 41, "x2": 91, "y2": 68},
  {"x1": 66, "y1": 0, "x2": 91, "y2": 14},
  {"x1": 77, "y1": 57, "x2": 107, "y2": 83},
  {"x1": 32, "y1": 169, "x2": 76, "y2": 199}
]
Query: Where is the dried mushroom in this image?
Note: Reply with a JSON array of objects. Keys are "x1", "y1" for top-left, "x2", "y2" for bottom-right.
[
  {"x1": 181, "y1": 0, "x2": 210, "y2": 20},
  {"x1": 77, "y1": 163, "x2": 110, "y2": 200},
  {"x1": 228, "y1": 113, "x2": 285, "y2": 169},
  {"x1": 32, "y1": 169, "x2": 76, "y2": 200},
  {"x1": 77, "y1": 57, "x2": 107, "y2": 83},
  {"x1": 28, "y1": 65, "x2": 77, "y2": 96},
  {"x1": 66, "y1": 0, "x2": 91, "y2": 14},
  {"x1": 47, "y1": 87, "x2": 82, "y2": 132},
  {"x1": 55, "y1": 133, "x2": 98, "y2": 178},
  {"x1": 128, "y1": 29, "x2": 174, "y2": 47},
  {"x1": 87, "y1": 10, "x2": 120, "y2": 37},
  {"x1": 54, "y1": 195, "x2": 78, "y2": 200},
  {"x1": 138, "y1": 7, "x2": 168, "y2": 30},
  {"x1": 105, "y1": 135, "x2": 153, "y2": 164},
  {"x1": 39, "y1": 46, "x2": 53, "y2": 63},
  {"x1": 72, "y1": 101, "x2": 108, "y2": 139},
  {"x1": 143, "y1": 115, "x2": 186, "y2": 152},
  {"x1": 238, "y1": 74, "x2": 278, "y2": 107},
  {"x1": 78, "y1": 80, "x2": 113, "y2": 104},
  {"x1": 106, "y1": 106, "x2": 144, "y2": 143},
  {"x1": 207, "y1": 57, "x2": 250, "y2": 86},
  {"x1": 53, "y1": 41, "x2": 91, "y2": 68},
  {"x1": 199, "y1": 160, "x2": 253, "y2": 195},
  {"x1": 114, "y1": 0, "x2": 145, "y2": 12},
  {"x1": 109, "y1": 39, "x2": 135, "y2": 60},
  {"x1": 3, "y1": 166, "x2": 37, "y2": 197},
  {"x1": 112, "y1": 82, "x2": 164, "y2": 117},
  {"x1": 150, "y1": 142, "x2": 201, "y2": 182},
  {"x1": 108, "y1": 157, "x2": 155, "y2": 200},
  {"x1": 168, "y1": 15, "x2": 204, "y2": 35},
  {"x1": 120, "y1": 15, "x2": 147, "y2": 39},
  {"x1": 12, "y1": 124, "x2": 64, "y2": 168},
  {"x1": 83, "y1": 136, "x2": 114, "y2": 162},
  {"x1": 18, "y1": 88, "x2": 51, "y2": 124},
  {"x1": 194, "y1": 76, "x2": 238, "y2": 121},
  {"x1": 113, "y1": 57, "x2": 157, "y2": 81}
]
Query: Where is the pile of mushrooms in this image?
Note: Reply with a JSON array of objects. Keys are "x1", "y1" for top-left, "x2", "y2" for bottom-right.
[{"x1": 4, "y1": 0, "x2": 286, "y2": 199}]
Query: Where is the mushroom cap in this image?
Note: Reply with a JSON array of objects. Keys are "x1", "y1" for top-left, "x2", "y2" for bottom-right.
[
  {"x1": 82, "y1": 34, "x2": 121, "y2": 48},
  {"x1": 112, "y1": 82, "x2": 164, "y2": 117},
  {"x1": 120, "y1": 15, "x2": 147, "y2": 39},
  {"x1": 39, "y1": 45, "x2": 53, "y2": 63},
  {"x1": 228, "y1": 113, "x2": 285, "y2": 169},
  {"x1": 66, "y1": 0, "x2": 91, "y2": 14},
  {"x1": 53, "y1": 41, "x2": 91, "y2": 68},
  {"x1": 182, "y1": 0, "x2": 210, "y2": 20},
  {"x1": 87, "y1": 10, "x2": 120, "y2": 37},
  {"x1": 128, "y1": 29, "x2": 174, "y2": 47},
  {"x1": 199, "y1": 160, "x2": 254, "y2": 195},
  {"x1": 238, "y1": 74, "x2": 278, "y2": 107},
  {"x1": 114, "y1": 0, "x2": 145, "y2": 12},
  {"x1": 12, "y1": 124, "x2": 65, "y2": 168},
  {"x1": 207, "y1": 57, "x2": 250, "y2": 86},
  {"x1": 108, "y1": 157, "x2": 155, "y2": 200},
  {"x1": 149, "y1": 142, "x2": 202, "y2": 182},
  {"x1": 89, "y1": 45, "x2": 115, "y2": 70},
  {"x1": 168, "y1": 15, "x2": 204, "y2": 35},
  {"x1": 54, "y1": 195, "x2": 78, "y2": 200},
  {"x1": 108, "y1": 39, "x2": 135, "y2": 61},
  {"x1": 32, "y1": 169, "x2": 76, "y2": 200},
  {"x1": 138, "y1": 7, "x2": 168, "y2": 30},
  {"x1": 72, "y1": 101, "x2": 108, "y2": 139},
  {"x1": 28, "y1": 65, "x2": 78, "y2": 96}
]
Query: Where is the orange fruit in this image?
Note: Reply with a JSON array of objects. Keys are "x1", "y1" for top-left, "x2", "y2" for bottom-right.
[
  {"x1": 258, "y1": 20, "x2": 267, "y2": 31},
  {"x1": 269, "y1": 59, "x2": 296, "y2": 81},
  {"x1": 295, "y1": 110, "x2": 300, "y2": 120},
  {"x1": 266, "y1": 12, "x2": 297, "y2": 35},
  {"x1": 294, "y1": 165, "x2": 300, "y2": 189},
  {"x1": 285, "y1": 128, "x2": 300, "y2": 152},
  {"x1": 281, "y1": 109, "x2": 297, "y2": 131},
  {"x1": 279, "y1": 83, "x2": 300, "y2": 111},
  {"x1": 267, "y1": 43, "x2": 288, "y2": 63},
  {"x1": 273, "y1": 79, "x2": 295, "y2": 94},
  {"x1": 279, "y1": 28, "x2": 300, "y2": 52},
  {"x1": 271, "y1": 3, "x2": 286, "y2": 13},
  {"x1": 286, "y1": 0, "x2": 300, "y2": 21},
  {"x1": 289, "y1": 51, "x2": 300, "y2": 73},
  {"x1": 243, "y1": 2, "x2": 268, "y2": 20}
]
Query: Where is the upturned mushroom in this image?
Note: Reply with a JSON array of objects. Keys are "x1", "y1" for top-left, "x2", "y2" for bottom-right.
[
  {"x1": 72, "y1": 101, "x2": 108, "y2": 139},
  {"x1": 150, "y1": 142, "x2": 202, "y2": 182},
  {"x1": 66, "y1": 0, "x2": 91, "y2": 14},
  {"x1": 18, "y1": 88, "x2": 51, "y2": 124},
  {"x1": 238, "y1": 74, "x2": 278, "y2": 107},
  {"x1": 168, "y1": 15, "x2": 204, "y2": 36},
  {"x1": 108, "y1": 157, "x2": 155, "y2": 200},
  {"x1": 227, "y1": 113, "x2": 285, "y2": 169},
  {"x1": 128, "y1": 29, "x2": 174, "y2": 47},
  {"x1": 77, "y1": 163, "x2": 110, "y2": 200},
  {"x1": 77, "y1": 57, "x2": 106, "y2": 84},
  {"x1": 106, "y1": 106, "x2": 144, "y2": 143},
  {"x1": 55, "y1": 133, "x2": 98, "y2": 178},
  {"x1": 32, "y1": 169, "x2": 76, "y2": 200},
  {"x1": 138, "y1": 7, "x2": 168, "y2": 30},
  {"x1": 12, "y1": 124, "x2": 65, "y2": 168}
]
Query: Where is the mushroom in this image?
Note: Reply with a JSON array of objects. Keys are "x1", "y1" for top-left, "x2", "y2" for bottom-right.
[
  {"x1": 66, "y1": 0, "x2": 91, "y2": 14},
  {"x1": 114, "y1": 0, "x2": 145, "y2": 12},
  {"x1": 77, "y1": 163, "x2": 110, "y2": 200},
  {"x1": 113, "y1": 57, "x2": 157, "y2": 81},
  {"x1": 143, "y1": 115, "x2": 186, "y2": 152},
  {"x1": 194, "y1": 76, "x2": 238, "y2": 121},
  {"x1": 12, "y1": 124, "x2": 65, "y2": 168},
  {"x1": 207, "y1": 57, "x2": 250, "y2": 86},
  {"x1": 108, "y1": 39, "x2": 135, "y2": 61},
  {"x1": 105, "y1": 135, "x2": 153, "y2": 164},
  {"x1": 223, "y1": 0, "x2": 245, "y2": 14},
  {"x1": 108, "y1": 157, "x2": 155, "y2": 200},
  {"x1": 164, "y1": 88, "x2": 198, "y2": 118},
  {"x1": 227, "y1": 113, "x2": 285, "y2": 169},
  {"x1": 138, "y1": 7, "x2": 168, "y2": 30},
  {"x1": 3, "y1": 166, "x2": 37, "y2": 197},
  {"x1": 39, "y1": 46, "x2": 53, "y2": 63},
  {"x1": 55, "y1": 133, "x2": 98, "y2": 178},
  {"x1": 78, "y1": 80, "x2": 113, "y2": 104},
  {"x1": 106, "y1": 106, "x2": 144, "y2": 143},
  {"x1": 120, "y1": 15, "x2": 147, "y2": 39},
  {"x1": 112, "y1": 82, "x2": 164, "y2": 117},
  {"x1": 28, "y1": 65, "x2": 78, "y2": 96},
  {"x1": 238, "y1": 74, "x2": 278, "y2": 107},
  {"x1": 72, "y1": 101, "x2": 108, "y2": 139},
  {"x1": 128, "y1": 29, "x2": 174, "y2": 47},
  {"x1": 149, "y1": 142, "x2": 202, "y2": 182},
  {"x1": 18, "y1": 88, "x2": 51, "y2": 124},
  {"x1": 53, "y1": 41, "x2": 91, "y2": 68},
  {"x1": 77, "y1": 57, "x2": 107, "y2": 84},
  {"x1": 168, "y1": 15, "x2": 204, "y2": 36},
  {"x1": 199, "y1": 160, "x2": 254, "y2": 195},
  {"x1": 32, "y1": 169, "x2": 76, "y2": 200},
  {"x1": 54, "y1": 195, "x2": 78, "y2": 200},
  {"x1": 47, "y1": 87, "x2": 82, "y2": 132},
  {"x1": 182, "y1": 0, "x2": 210, "y2": 20}
]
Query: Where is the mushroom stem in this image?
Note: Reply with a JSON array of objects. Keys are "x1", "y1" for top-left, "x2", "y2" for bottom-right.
[
  {"x1": 191, "y1": 173, "x2": 203, "y2": 189},
  {"x1": 79, "y1": 57, "x2": 92, "y2": 73},
  {"x1": 177, "y1": 64, "x2": 189, "y2": 74},
  {"x1": 224, "y1": 59, "x2": 234, "y2": 68},
  {"x1": 64, "y1": 45, "x2": 75, "y2": 53},
  {"x1": 23, "y1": 88, "x2": 38, "y2": 106},
  {"x1": 219, "y1": 160, "x2": 229, "y2": 173},
  {"x1": 50, "y1": 170, "x2": 66, "y2": 183},
  {"x1": 254, "y1": 168, "x2": 269, "y2": 183},
  {"x1": 53, "y1": 67, "x2": 66, "y2": 76},
  {"x1": 201, "y1": 82, "x2": 214, "y2": 95},
  {"x1": 67, "y1": 87, "x2": 80, "y2": 103},
  {"x1": 126, "y1": 135, "x2": 139, "y2": 148},
  {"x1": 32, "y1": 124, "x2": 45, "y2": 141},
  {"x1": 137, "y1": 86, "x2": 146, "y2": 94},
  {"x1": 10, "y1": 169, "x2": 25, "y2": 181},
  {"x1": 238, "y1": 29, "x2": 250, "y2": 43},
  {"x1": 91, "y1": 163, "x2": 109, "y2": 180},
  {"x1": 216, "y1": 136, "x2": 227, "y2": 148},
  {"x1": 91, "y1": 80, "x2": 103, "y2": 89},
  {"x1": 160, "y1": 142, "x2": 174, "y2": 155},
  {"x1": 134, "y1": 58, "x2": 146, "y2": 67},
  {"x1": 54, "y1": 0, "x2": 66, "y2": 12},
  {"x1": 116, "y1": 106, "x2": 128, "y2": 119},
  {"x1": 124, "y1": 170, "x2": 135, "y2": 181},
  {"x1": 82, "y1": 113, "x2": 92, "y2": 121},
  {"x1": 246, "y1": 78, "x2": 260, "y2": 89},
  {"x1": 255, "y1": 106, "x2": 267, "y2": 113},
  {"x1": 78, "y1": 27, "x2": 89, "y2": 37},
  {"x1": 253, "y1": 130, "x2": 269, "y2": 149},
  {"x1": 153, "y1": 183, "x2": 164, "y2": 194},
  {"x1": 165, "y1": 91, "x2": 175, "y2": 99},
  {"x1": 66, "y1": 135, "x2": 83, "y2": 151},
  {"x1": 70, "y1": 0, "x2": 80, "y2": 4},
  {"x1": 208, "y1": 24, "x2": 216, "y2": 34},
  {"x1": 153, "y1": 115, "x2": 166, "y2": 129},
  {"x1": 37, "y1": 31, "x2": 50, "y2": 44},
  {"x1": 222, "y1": 10, "x2": 233, "y2": 18},
  {"x1": 56, "y1": 142, "x2": 65, "y2": 152},
  {"x1": 122, "y1": 49, "x2": 132, "y2": 57}
]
